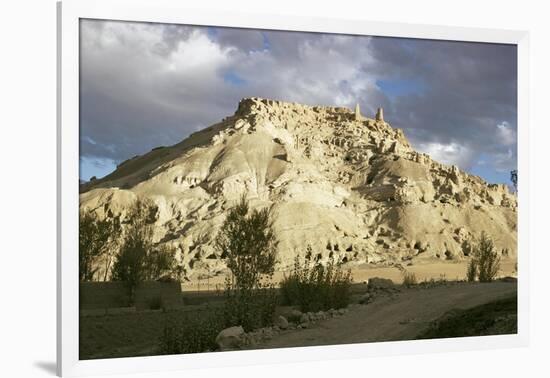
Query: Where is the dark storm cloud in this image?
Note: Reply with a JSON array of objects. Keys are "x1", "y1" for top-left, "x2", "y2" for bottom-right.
[
  {"x1": 79, "y1": 19, "x2": 517, "y2": 182},
  {"x1": 212, "y1": 27, "x2": 265, "y2": 52},
  {"x1": 369, "y1": 38, "x2": 517, "y2": 171}
]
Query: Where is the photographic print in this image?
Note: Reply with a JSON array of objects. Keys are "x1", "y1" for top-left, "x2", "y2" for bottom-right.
[{"x1": 78, "y1": 19, "x2": 518, "y2": 360}]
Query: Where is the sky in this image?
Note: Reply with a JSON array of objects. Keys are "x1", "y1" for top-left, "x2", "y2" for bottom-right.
[{"x1": 79, "y1": 19, "x2": 517, "y2": 185}]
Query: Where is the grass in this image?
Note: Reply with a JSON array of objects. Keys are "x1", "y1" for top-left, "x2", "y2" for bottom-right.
[
  {"x1": 80, "y1": 287, "x2": 276, "y2": 359},
  {"x1": 402, "y1": 271, "x2": 418, "y2": 287},
  {"x1": 159, "y1": 309, "x2": 225, "y2": 355},
  {"x1": 222, "y1": 286, "x2": 278, "y2": 332},
  {"x1": 417, "y1": 274, "x2": 451, "y2": 288},
  {"x1": 80, "y1": 279, "x2": 516, "y2": 359},
  {"x1": 417, "y1": 295, "x2": 517, "y2": 339},
  {"x1": 280, "y1": 253, "x2": 353, "y2": 312},
  {"x1": 79, "y1": 306, "x2": 220, "y2": 359}
]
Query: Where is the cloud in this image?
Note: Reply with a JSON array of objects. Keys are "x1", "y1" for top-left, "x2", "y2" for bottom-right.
[
  {"x1": 80, "y1": 21, "x2": 385, "y2": 164},
  {"x1": 415, "y1": 142, "x2": 476, "y2": 169},
  {"x1": 496, "y1": 122, "x2": 516, "y2": 146},
  {"x1": 79, "y1": 19, "x2": 517, "y2": 184},
  {"x1": 80, "y1": 20, "x2": 236, "y2": 162},
  {"x1": 492, "y1": 148, "x2": 515, "y2": 173}
]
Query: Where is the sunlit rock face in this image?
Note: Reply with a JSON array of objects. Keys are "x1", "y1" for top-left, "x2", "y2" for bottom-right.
[{"x1": 80, "y1": 97, "x2": 517, "y2": 279}]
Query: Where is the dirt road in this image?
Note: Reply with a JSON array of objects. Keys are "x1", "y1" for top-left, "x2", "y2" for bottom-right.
[{"x1": 254, "y1": 281, "x2": 517, "y2": 349}]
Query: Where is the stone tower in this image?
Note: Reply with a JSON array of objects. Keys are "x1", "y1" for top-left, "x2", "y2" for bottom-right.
[
  {"x1": 355, "y1": 103, "x2": 362, "y2": 121},
  {"x1": 376, "y1": 107, "x2": 384, "y2": 122}
]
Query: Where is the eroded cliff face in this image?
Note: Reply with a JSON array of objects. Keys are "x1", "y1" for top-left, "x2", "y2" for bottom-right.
[{"x1": 80, "y1": 97, "x2": 517, "y2": 279}]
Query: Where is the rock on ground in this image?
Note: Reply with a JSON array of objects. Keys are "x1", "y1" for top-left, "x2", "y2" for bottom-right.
[
  {"x1": 367, "y1": 277, "x2": 395, "y2": 291},
  {"x1": 215, "y1": 326, "x2": 244, "y2": 351},
  {"x1": 274, "y1": 315, "x2": 289, "y2": 330}
]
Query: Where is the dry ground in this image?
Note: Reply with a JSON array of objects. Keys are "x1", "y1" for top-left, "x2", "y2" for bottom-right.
[
  {"x1": 80, "y1": 279, "x2": 516, "y2": 359},
  {"x1": 181, "y1": 259, "x2": 517, "y2": 291},
  {"x1": 253, "y1": 281, "x2": 517, "y2": 350}
]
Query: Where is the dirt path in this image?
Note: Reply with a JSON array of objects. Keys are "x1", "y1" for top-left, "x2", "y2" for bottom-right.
[{"x1": 254, "y1": 281, "x2": 517, "y2": 349}]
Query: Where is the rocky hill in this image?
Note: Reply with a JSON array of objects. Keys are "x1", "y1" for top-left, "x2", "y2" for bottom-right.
[{"x1": 80, "y1": 97, "x2": 517, "y2": 280}]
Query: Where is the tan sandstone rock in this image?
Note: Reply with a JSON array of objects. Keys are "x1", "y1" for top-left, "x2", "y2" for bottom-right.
[{"x1": 80, "y1": 97, "x2": 517, "y2": 280}]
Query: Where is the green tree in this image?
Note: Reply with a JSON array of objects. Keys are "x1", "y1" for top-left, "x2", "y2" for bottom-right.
[
  {"x1": 475, "y1": 232, "x2": 501, "y2": 282},
  {"x1": 79, "y1": 211, "x2": 121, "y2": 281},
  {"x1": 215, "y1": 196, "x2": 278, "y2": 331},
  {"x1": 466, "y1": 232, "x2": 501, "y2": 282},
  {"x1": 145, "y1": 244, "x2": 178, "y2": 281},
  {"x1": 111, "y1": 199, "x2": 155, "y2": 301},
  {"x1": 111, "y1": 198, "x2": 181, "y2": 302},
  {"x1": 466, "y1": 258, "x2": 477, "y2": 282},
  {"x1": 510, "y1": 170, "x2": 518, "y2": 192},
  {"x1": 215, "y1": 196, "x2": 277, "y2": 291}
]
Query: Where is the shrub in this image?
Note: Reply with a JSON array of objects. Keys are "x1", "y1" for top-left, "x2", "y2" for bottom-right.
[
  {"x1": 215, "y1": 196, "x2": 278, "y2": 331},
  {"x1": 144, "y1": 244, "x2": 179, "y2": 281},
  {"x1": 111, "y1": 198, "x2": 180, "y2": 303},
  {"x1": 419, "y1": 274, "x2": 450, "y2": 288},
  {"x1": 476, "y1": 233, "x2": 501, "y2": 282},
  {"x1": 222, "y1": 280, "x2": 278, "y2": 332},
  {"x1": 159, "y1": 310, "x2": 225, "y2": 354},
  {"x1": 417, "y1": 296, "x2": 517, "y2": 339},
  {"x1": 466, "y1": 258, "x2": 477, "y2": 282},
  {"x1": 465, "y1": 232, "x2": 501, "y2": 282},
  {"x1": 79, "y1": 211, "x2": 121, "y2": 281},
  {"x1": 402, "y1": 271, "x2": 418, "y2": 287},
  {"x1": 111, "y1": 199, "x2": 155, "y2": 280},
  {"x1": 280, "y1": 247, "x2": 353, "y2": 312},
  {"x1": 215, "y1": 196, "x2": 277, "y2": 291}
]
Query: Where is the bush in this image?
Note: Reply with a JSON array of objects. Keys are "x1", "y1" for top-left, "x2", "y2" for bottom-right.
[
  {"x1": 402, "y1": 271, "x2": 418, "y2": 287},
  {"x1": 215, "y1": 196, "x2": 277, "y2": 291},
  {"x1": 144, "y1": 244, "x2": 179, "y2": 281},
  {"x1": 417, "y1": 295, "x2": 517, "y2": 339},
  {"x1": 476, "y1": 233, "x2": 501, "y2": 282},
  {"x1": 222, "y1": 281, "x2": 278, "y2": 332},
  {"x1": 464, "y1": 232, "x2": 501, "y2": 282},
  {"x1": 215, "y1": 196, "x2": 278, "y2": 331},
  {"x1": 79, "y1": 211, "x2": 121, "y2": 281},
  {"x1": 111, "y1": 198, "x2": 181, "y2": 303},
  {"x1": 111, "y1": 199, "x2": 154, "y2": 279},
  {"x1": 466, "y1": 258, "x2": 477, "y2": 282},
  {"x1": 280, "y1": 247, "x2": 353, "y2": 312},
  {"x1": 159, "y1": 310, "x2": 225, "y2": 354}
]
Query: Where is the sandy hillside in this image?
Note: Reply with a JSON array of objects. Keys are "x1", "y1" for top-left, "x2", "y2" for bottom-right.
[{"x1": 80, "y1": 97, "x2": 517, "y2": 280}]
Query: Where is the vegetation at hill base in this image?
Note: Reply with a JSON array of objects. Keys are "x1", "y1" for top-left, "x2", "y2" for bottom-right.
[
  {"x1": 280, "y1": 246, "x2": 353, "y2": 312},
  {"x1": 465, "y1": 232, "x2": 501, "y2": 282}
]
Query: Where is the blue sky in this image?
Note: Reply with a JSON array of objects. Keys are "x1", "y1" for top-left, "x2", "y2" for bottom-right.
[
  {"x1": 376, "y1": 78, "x2": 426, "y2": 98},
  {"x1": 79, "y1": 20, "x2": 517, "y2": 185}
]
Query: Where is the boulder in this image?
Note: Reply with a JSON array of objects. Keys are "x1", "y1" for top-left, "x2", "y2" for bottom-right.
[
  {"x1": 499, "y1": 276, "x2": 517, "y2": 282},
  {"x1": 360, "y1": 293, "x2": 373, "y2": 304},
  {"x1": 286, "y1": 309, "x2": 303, "y2": 322},
  {"x1": 274, "y1": 315, "x2": 289, "y2": 330},
  {"x1": 367, "y1": 277, "x2": 395, "y2": 291},
  {"x1": 215, "y1": 326, "x2": 244, "y2": 351}
]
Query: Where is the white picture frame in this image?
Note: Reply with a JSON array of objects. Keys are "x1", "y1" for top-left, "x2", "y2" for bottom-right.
[{"x1": 57, "y1": 0, "x2": 530, "y2": 376}]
